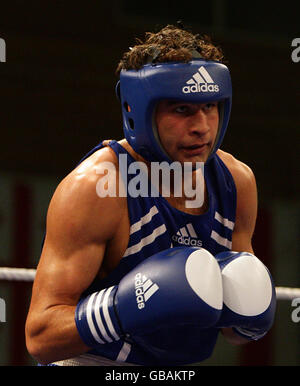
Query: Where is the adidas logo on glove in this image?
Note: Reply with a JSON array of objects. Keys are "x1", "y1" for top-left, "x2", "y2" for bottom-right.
[
  {"x1": 135, "y1": 272, "x2": 159, "y2": 310},
  {"x1": 182, "y1": 66, "x2": 219, "y2": 94}
]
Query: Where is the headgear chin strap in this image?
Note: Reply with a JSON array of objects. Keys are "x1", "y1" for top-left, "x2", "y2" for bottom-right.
[{"x1": 116, "y1": 59, "x2": 232, "y2": 163}]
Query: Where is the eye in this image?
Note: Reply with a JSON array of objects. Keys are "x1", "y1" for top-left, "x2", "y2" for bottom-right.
[
  {"x1": 204, "y1": 102, "x2": 218, "y2": 111},
  {"x1": 174, "y1": 105, "x2": 189, "y2": 114}
]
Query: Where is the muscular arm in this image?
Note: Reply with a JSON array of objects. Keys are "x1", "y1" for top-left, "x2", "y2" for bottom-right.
[
  {"x1": 25, "y1": 149, "x2": 125, "y2": 364},
  {"x1": 217, "y1": 151, "x2": 258, "y2": 345}
]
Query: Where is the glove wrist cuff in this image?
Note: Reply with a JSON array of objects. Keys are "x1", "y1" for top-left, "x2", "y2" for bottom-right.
[
  {"x1": 232, "y1": 326, "x2": 267, "y2": 341},
  {"x1": 75, "y1": 286, "x2": 122, "y2": 347}
]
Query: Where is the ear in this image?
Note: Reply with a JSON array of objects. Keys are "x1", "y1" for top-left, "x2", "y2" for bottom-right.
[{"x1": 115, "y1": 81, "x2": 121, "y2": 100}]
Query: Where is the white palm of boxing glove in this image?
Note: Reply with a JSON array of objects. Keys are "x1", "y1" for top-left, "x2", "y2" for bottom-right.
[{"x1": 215, "y1": 251, "x2": 276, "y2": 340}]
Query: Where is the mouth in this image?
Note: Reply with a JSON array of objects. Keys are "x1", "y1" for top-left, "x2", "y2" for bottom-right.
[{"x1": 179, "y1": 143, "x2": 209, "y2": 156}]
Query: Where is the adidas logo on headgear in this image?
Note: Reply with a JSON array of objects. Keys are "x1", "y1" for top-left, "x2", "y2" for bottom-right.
[{"x1": 182, "y1": 66, "x2": 219, "y2": 94}]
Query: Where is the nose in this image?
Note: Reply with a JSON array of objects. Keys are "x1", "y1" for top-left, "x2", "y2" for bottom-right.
[{"x1": 187, "y1": 109, "x2": 210, "y2": 136}]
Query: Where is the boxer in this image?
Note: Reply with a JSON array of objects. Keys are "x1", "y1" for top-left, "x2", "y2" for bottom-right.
[{"x1": 25, "y1": 24, "x2": 276, "y2": 366}]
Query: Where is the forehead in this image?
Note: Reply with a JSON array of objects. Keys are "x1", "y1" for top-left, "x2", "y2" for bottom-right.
[{"x1": 157, "y1": 99, "x2": 218, "y2": 107}]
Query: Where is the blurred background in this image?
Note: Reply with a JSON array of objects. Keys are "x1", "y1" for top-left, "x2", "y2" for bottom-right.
[{"x1": 0, "y1": 0, "x2": 299, "y2": 366}]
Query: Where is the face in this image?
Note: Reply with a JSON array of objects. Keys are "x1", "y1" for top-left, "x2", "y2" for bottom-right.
[{"x1": 155, "y1": 100, "x2": 219, "y2": 164}]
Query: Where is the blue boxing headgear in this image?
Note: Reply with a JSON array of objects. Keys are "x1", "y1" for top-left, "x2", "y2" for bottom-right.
[{"x1": 116, "y1": 59, "x2": 232, "y2": 163}]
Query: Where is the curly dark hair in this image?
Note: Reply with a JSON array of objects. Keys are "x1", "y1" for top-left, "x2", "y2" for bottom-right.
[{"x1": 116, "y1": 24, "x2": 225, "y2": 75}]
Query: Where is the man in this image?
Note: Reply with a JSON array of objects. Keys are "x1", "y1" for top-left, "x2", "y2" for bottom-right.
[{"x1": 25, "y1": 25, "x2": 276, "y2": 366}]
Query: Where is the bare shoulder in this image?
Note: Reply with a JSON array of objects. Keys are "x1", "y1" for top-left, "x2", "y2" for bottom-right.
[
  {"x1": 217, "y1": 150, "x2": 258, "y2": 251},
  {"x1": 217, "y1": 149, "x2": 256, "y2": 191},
  {"x1": 47, "y1": 146, "x2": 126, "y2": 243}
]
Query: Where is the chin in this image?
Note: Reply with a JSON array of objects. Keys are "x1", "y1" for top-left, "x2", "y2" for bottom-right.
[
  {"x1": 167, "y1": 149, "x2": 210, "y2": 165},
  {"x1": 183, "y1": 155, "x2": 208, "y2": 165}
]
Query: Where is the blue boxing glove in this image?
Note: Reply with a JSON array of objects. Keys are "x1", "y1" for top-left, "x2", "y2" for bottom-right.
[
  {"x1": 215, "y1": 251, "x2": 276, "y2": 340},
  {"x1": 75, "y1": 247, "x2": 223, "y2": 348}
]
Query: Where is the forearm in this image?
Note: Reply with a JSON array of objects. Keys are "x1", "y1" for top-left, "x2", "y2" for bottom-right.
[{"x1": 26, "y1": 304, "x2": 90, "y2": 365}]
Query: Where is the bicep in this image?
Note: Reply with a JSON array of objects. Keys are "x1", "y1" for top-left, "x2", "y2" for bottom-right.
[
  {"x1": 30, "y1": 176, "x2": 120, "y2": 312},
  {"x1": 231, "y1": 163, "x2": 258, "y2": 253}
]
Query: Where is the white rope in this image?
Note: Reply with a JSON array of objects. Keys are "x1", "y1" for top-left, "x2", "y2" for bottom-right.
[
  {"x1": 0, "y1": 267, "x2": 299, "y2": 301},
  {"x1": 0, "y1": 267, "x2": 36, "y2": 282},
  {"x1": 275, "y1": 286, "x2": 300, "y2": 300}
]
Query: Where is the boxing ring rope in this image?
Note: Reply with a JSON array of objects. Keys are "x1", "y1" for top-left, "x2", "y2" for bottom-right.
[
  {"x1": 0, "y1": 267, "x2": 36, "y2": 282},
  {"x1": 0, "y1": 267, "x2": 299, "y2": 300}
]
